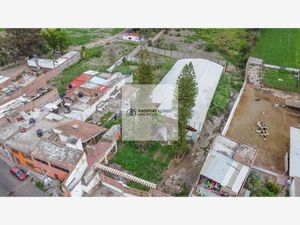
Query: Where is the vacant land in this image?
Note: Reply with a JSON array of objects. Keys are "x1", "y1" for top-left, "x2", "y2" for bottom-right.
[
  {"x1": 50, "y1": 42, "x2": 137, "y2": 95},
  {"x1": 184, "y1": 29, "x2": 251, "y2": 65},
  {"x1": 226, "y1": 85, "x2": 300, "y2": 173},
  {"x1": 252, "y1": 29, "x2": 300, "y2": 68},
  {"x1": 111, "y1": 141, "x2": 173, "y2": 189},
  {"x1": 64, "y1": 28, "x2": 125, "y2": 46},
  {"x1": 263, "y1": 68, "x2": 300, "y2": 93},
  {"x1": 113, "y1": 54, "x2": 176, "y2": 84}
]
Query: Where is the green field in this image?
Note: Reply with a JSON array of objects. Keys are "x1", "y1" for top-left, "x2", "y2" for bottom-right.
[
  {"x1": 111, "y1": 141, "x2": 173, "y2": 189},
  {"x1": 252, "y1": 29, "x2": 300, "y2": 68},
  {"x1": 63, "y1": 28, "x2": 125, "y2": 46},
  {"x1": 263, "y1": 68, "x2": 300, "y2": 93}
]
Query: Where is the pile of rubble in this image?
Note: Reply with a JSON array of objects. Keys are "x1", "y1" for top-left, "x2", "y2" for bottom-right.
[{"x1": 256, "y1": 121, "x2": 269, "y2": 140}]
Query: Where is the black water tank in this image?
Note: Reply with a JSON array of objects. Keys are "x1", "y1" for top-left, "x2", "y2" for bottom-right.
[
  {"x1": 29, "y1": 118, "x2": 36, "y2": 124},
  {"x1": 36, "y1": 129, "x2": 43, "y2": 137},
  {"x1": 78, "y1": 92, "x2": 83, "y2": 98},
  {"x1": 68, "y1": 83, "x2": 73, "y2": 89}
]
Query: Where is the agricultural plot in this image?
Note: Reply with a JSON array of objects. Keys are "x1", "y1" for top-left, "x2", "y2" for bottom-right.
[
  {"x1": 252, "y1": 29, "x2": 300, "y2": 68},
  {"x1": 64, "y1": 28, "x2": 125, "y2": 46},
  {"x1": 263, "y1": 68, "x2": 300, "y2": 93}
]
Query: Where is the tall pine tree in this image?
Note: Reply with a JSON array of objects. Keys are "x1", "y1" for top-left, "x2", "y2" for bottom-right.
[
  {"x1": 174, "y1": 62, "x2": 198, "y2": 157},
  {"x1": 136, "y1": 49, "x2": 154, "y2": 85}
]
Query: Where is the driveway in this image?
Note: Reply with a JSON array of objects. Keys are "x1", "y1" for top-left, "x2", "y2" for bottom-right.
[{"x1": 0, "y1": 160, "x2": 47, "y2": 197}]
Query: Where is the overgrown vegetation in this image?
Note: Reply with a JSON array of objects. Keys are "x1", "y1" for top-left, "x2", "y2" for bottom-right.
[
  {"x1": 252, "y1": 29, "x2": 300, "y2": 68},
  {"x1": 111, "y1": 141, "x2": 174, "y2": 187},
  {"x1": 207, "y1": 73, "x2": 232, "y2": 119},
  {"x1": 185, "y1": 29, "x2": 258, "y2": 66},
  {"x1": 263, "y1": 68, "x2": 300, "y2": 93},
  {"x1": 174, "y1": 183, "x2": 191, "y2": 197},
  {"x1": 246, "y1": 171, "x2": 281, "y2": 197},
  {"x1": 35, "y1": 181, "x2": 49, "y2": 192}
]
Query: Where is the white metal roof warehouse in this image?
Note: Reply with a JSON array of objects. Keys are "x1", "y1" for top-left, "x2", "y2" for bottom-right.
[
  {"x1": 151, "y1": 58, "x2": 224, "y2": 140},
  {"x1": 289, "y1": 127, "x2": 300, "y2": 196}
]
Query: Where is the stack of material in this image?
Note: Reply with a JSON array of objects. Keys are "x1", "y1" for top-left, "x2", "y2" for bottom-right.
[{"x1": 256, "y1": 121, "x2": 269, "y2": 140}]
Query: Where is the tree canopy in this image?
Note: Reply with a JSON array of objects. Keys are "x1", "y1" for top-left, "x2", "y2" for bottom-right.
[{"x1": 42, "y1": 28, "x2": 71, "y2": 54}]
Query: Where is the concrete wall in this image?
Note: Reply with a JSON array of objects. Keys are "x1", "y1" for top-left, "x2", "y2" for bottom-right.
[{"x1": 63, "y1": 153, "x2": 88, "y2": 195}]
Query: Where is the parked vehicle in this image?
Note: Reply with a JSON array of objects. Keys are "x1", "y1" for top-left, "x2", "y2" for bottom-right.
[{"x1": 10, "y1": 166, "x2": 28, "y2": 181}]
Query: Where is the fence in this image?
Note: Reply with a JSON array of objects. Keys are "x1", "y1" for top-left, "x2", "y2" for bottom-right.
[
  {"x1": 100, "y1": 173, "x2": 170, "y2": 197},
  {"x1": 146, "y1": 46, "x2": 227, "y2": 68}
]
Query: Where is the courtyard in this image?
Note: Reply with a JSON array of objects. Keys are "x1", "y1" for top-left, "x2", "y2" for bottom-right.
[{"x1": 226, "y1": 84, "x2": 300, "y2": 173}]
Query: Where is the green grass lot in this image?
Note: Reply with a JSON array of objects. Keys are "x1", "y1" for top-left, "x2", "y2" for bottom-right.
[
  {"x1": 111, "y1": 141, "x2": 173, "y2": 190},
  {"x1": 252, "y1": 29, "x2": 300, "y2": 68},
  {"x1": 263, "y1": 68, "x2": 300, "y2": 93},
  {"x1": 185, "y1": 29, "x2": 250, "y2": 65},
  {"x1": 63, "y1": 28, "x2": 125, "y2": 46}
]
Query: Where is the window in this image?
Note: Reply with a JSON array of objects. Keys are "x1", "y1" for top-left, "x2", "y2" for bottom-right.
[
  {"x1": 51, "y1": 163, "x2": 69, "y2": 173},
  {"x1": 33, "y1": 157, "x2": 48, "y2": 165}
]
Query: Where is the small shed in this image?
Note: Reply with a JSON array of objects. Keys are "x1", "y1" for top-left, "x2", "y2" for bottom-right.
[{"x1": 120, "y1": 32, "x2": 144, "y2": 42}]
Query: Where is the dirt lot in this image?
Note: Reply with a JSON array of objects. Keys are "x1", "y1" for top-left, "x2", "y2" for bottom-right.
[{"x1": 226, "y1": 84, "x2": 300, "y2": 173}]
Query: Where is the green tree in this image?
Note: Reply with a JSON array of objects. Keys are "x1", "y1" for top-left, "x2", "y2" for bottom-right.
[
  {"x1": 4, "y1": 28, "x2": 47, "y2": 59},
  {"x1": 174, "y1": 62, "x2": 198, "y2": 157},
  {"x1": 42, "y1": 28, "x2": 71, "y2": 54},
  {"x1": 136, "y1": 49, "x2": 154, "y2": 85}
]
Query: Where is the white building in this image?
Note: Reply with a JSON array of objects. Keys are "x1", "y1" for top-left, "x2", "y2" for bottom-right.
[
  {"x1": 151, "y1": 58, "x2": 224, "y2": 141},
  {"x1": 289, "y1": 127, "x2": 300, "y2": 196},
  {"x1": 27, "y1": 51, "x2": 78, "y2": 69},
  {"x1": 120, "y1": 32, "x2": 144, "y2": 43}
]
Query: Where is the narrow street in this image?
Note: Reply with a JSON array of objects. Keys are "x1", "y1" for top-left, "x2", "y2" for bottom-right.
[{"x1": 0, "y1": 160, "x2": 46, "y2": 197}]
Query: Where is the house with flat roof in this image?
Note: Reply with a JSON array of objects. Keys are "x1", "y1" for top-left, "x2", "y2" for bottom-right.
[{"x1": 53, "y1": 119, "x2": 106, "y2": 150}]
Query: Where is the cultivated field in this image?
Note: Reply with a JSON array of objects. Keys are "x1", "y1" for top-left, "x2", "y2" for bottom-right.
[
  {"x1": 226, "y1": 84, "x2": 300, "y2": 173},
  {"x1": 252, "y1": 29, "x2": 300, "y2": 68}
]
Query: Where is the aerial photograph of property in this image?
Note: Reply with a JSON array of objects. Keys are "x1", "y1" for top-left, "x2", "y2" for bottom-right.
[{"x1": 0, "y1": 28, "x2": 300, "y2": 198}]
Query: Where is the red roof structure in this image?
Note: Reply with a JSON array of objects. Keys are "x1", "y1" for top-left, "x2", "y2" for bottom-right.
[
  {"x1": 67, "y1": 74, "x2": 92, "y2": 89},
  {"x1": 122, "y1": 32, "x2": 142, "y2": 37}
]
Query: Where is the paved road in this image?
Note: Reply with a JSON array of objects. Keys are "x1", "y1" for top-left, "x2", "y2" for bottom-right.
[{"x1": 0, "y1": 160, "x2": 46, "y2": 197}]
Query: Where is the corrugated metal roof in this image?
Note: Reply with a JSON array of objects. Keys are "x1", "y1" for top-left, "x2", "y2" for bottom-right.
[
  {"x1": 89, "y1": 76, "x2": 107, "y2": 85},
  {"x1": 200, "y1": 152, "x2": 250, "y2": 194},
  {"x1": 83, "y1": 70, "x2": 99, "y2": 76},
  {"x1": 290, "y1": 127, "x2": 300, "y2": 177}
]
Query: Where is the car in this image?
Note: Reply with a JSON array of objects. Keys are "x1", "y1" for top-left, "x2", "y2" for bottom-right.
[{"x1": 10, "y1": 166, "x2": 28, "y2": 181}]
